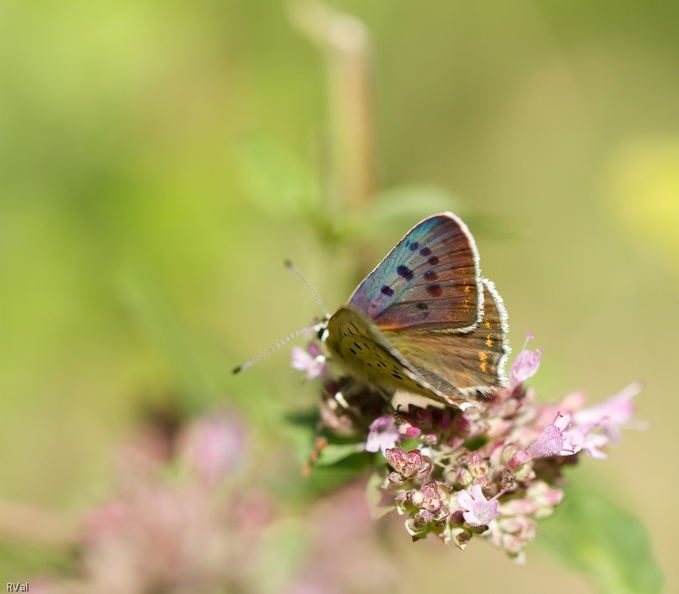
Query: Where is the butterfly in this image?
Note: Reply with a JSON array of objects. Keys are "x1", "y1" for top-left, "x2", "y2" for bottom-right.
[{"x1": 318, "y1": 212, "x2": 510, "y2": 411}]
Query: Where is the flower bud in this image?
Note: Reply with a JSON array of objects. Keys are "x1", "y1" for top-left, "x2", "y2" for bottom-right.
[
  {"x1": 467, "y1": 452, "x2": 489, "y2": 477},
  {"x1": 387, "y1": 471, "x2": 406, "y2": 488},
  {"x1": 414, "y1": 455, "x2": 434, "y2": 483}
]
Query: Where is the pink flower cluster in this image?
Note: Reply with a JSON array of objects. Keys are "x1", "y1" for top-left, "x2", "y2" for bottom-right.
[
  {"x1": 37, "y1": 412, "x2": 273, "y2": 594},
  {"x1": 294, "y1": 334, "x2": 641, "y2": 562}
]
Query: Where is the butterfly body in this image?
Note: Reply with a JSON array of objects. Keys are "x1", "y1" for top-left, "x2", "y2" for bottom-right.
[{"x1": 322, "y1": 212, "x2": 509, "y2": 411}]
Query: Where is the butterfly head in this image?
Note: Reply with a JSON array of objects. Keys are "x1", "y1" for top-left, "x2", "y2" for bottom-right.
[{"x1": 315, "y1": 317, "x2": 330, "y2": 343}]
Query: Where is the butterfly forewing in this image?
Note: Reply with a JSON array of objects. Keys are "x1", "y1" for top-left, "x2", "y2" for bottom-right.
[{"x1": 348, "y1": 213, "x2": 481, "y2": 332}]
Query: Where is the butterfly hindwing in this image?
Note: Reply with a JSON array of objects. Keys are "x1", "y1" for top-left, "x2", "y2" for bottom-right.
[
  {"x1": 348, "y1": 213, "x2": 482, "y2": 332},
  {"x1": 381, "y1": 278, "x2": 510, "y2": 401},
  {"x1": 325, "y1": 307, "x2": 435, "y2": 398}
]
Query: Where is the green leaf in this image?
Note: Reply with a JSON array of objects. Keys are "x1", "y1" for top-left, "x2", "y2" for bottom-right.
[
  {"x1": 304, "y1": 453, "x2": 374, "y2": 498},
  {"x1": 314, "y1": 442, "x2": 364, "y2": 466},
  {"x1": 539, "y1": 486, "x2": 664, "y2": 594}
]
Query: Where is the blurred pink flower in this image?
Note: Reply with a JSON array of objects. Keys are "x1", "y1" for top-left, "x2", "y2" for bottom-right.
[
  {"x1": 41, "y1": 410, "x2": 275, "y2": 594},
  {"x1": 573, "y1": 382, "x2": 643, "y2": 441},
  {"x1": 527, "y1": 413, "x2": 581, "y2": 458},
  {"x1": 457, "y1": 485, "x2": 501, "y2": 527},
  {"x1": 285, "y1": 483, "x2": 395, "y2": 594},
  {"x1": 509, "y1": 333, "x2": 542, "y2": 388},
  {"x1": 291, "y1": 343, "x2": 327, "y2": 381},
  {"x1": 365, "y1": 415, "x2": 400, "y2": 454},
  {"x1": 178, "y1": 412, "x2": 247, "y2": 485}
]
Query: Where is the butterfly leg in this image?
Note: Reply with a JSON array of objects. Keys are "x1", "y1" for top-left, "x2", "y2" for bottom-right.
[{"x1": 333, "y1": 389, "x2": 351, "y2": 411}]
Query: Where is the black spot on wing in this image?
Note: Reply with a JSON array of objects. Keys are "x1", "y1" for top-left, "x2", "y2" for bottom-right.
[
  {"x1": 424, "y1": 270, "x2": 439, "y2": 281},
  {"x1": 408, "y1": 241, "x2": 420, "y2": 250},
  {"x1": 416, "y1": 303, "x2": 428, "y2": 310},
  {"x1": 397, "y1": 265, "x2": 414, "y2": 281},
  {"x1": 381, "y1": 285, "x2": 394, "y2": 296},
  {"x1": 419, "y1": 246, "x2": 432, "y2": 257},
  {"x1": 427, "y1": 284, "x2": 442, "y2": 297},
  {"x1": 428, "y1": 255, "x2": 439, "y2": 266}
]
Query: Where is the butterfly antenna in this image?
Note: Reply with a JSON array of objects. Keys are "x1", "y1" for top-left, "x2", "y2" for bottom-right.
[
  {"x1": 232, "y1": 323, "x2": 321, "y2": 374},
  {"x1": 285, "y1": 260, "x2": 330, "y2": 317}
]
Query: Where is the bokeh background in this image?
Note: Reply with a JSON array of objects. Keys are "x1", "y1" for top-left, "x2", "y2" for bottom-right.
[{"x1": 1, "y1": 0, "x2": 677, "y2": 592}]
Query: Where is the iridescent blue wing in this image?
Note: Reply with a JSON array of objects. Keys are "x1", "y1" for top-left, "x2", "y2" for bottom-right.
[{"x1": 348, "y1": 213, "x2": 481, "y2": 332}]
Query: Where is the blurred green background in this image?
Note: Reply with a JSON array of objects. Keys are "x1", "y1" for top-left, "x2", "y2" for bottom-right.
[{"x1": 1, "y1": 0, "x2": 677, "y2": 591}]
